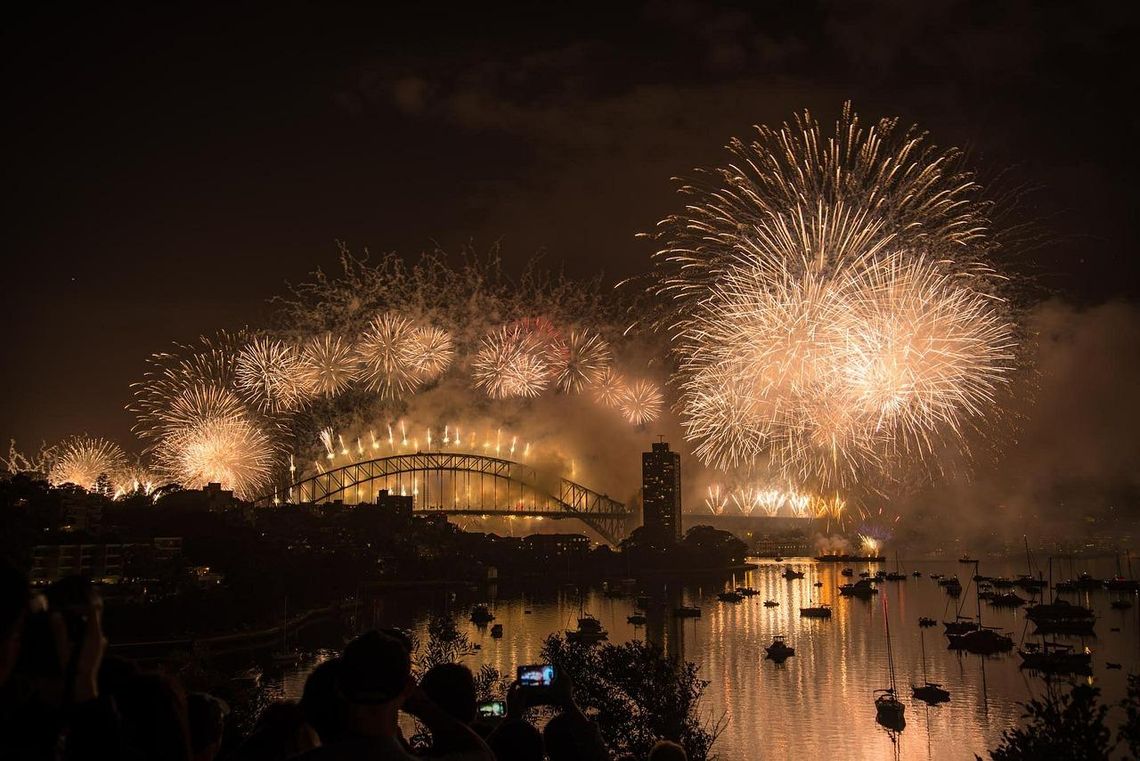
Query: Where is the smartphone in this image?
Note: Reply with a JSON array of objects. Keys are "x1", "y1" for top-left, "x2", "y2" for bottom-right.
[
  {"x1": 477, "y1": 699, "x2": 506, "y2": 718},
  {"x1": 516, "y1": 663, "x2": 556, "y2": 687}
]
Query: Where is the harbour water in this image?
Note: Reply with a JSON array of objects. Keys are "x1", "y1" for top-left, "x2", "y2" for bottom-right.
[{"x1": 262, "y1": 555, "x2": 1139, "y2": 760}]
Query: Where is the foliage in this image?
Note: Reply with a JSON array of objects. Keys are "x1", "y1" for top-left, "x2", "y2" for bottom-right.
[
  {"x1": 1121, "y1": 674, "x2": 1140, "y2": 758},
  {"x1": 412, "y1": 615, "x2": 504, "y2": 700},
  {"x1": 989, "y1": 683, "x2": 1113, "y2": 761},
  {"x1": 542, "y1": 634, "x2": 721, "y2": 761}
]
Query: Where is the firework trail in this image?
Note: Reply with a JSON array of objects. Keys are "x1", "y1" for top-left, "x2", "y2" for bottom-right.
[
  {"x1": 653, "y1": 104, "x2": 1016, "y2": 487},
  {"x1": 704, "y1": 484, "x2": 728, "y2": 515},
  {"x1": 300, "y1": 333, "x2": 359, "y2": 396},
  {"x1": 48, "y1": 436, "x2": 128, "y2": 492}
]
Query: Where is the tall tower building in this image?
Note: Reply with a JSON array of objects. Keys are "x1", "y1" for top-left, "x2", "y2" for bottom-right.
[{"x1": 642, "y1": 441, "x2": 682, "y2": 544}]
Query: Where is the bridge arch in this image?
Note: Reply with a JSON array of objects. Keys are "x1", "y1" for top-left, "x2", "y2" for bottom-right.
[{"x1": 257, "y1": 452, "x2": 630, "y2": 544}]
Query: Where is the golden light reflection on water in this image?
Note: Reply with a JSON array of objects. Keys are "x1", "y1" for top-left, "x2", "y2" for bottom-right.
[{"x1": 269, "y1": 557, "x2": 1138, "y2": 760}]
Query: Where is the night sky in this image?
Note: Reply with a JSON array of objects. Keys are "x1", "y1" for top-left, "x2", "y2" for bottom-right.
[{"x1": 3, "y1": 1, "x2": 1138, "y2": 450}]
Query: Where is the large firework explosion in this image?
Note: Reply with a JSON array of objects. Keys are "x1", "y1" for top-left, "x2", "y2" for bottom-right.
[
  {"x1": 121, "y1": 247, "x2": 664, "y2": 499},
  {"x1": 651, "y1": 104, "x2": 1017, "y2": 489}
]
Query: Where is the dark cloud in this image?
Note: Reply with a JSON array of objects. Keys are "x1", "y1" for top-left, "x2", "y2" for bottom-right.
[
  {"x1": 1, "y1": 0, "x2": 1137, "y2": 462},
  {"x1": 902, "y1": 300, "x2": 1140, "y2": 545}
]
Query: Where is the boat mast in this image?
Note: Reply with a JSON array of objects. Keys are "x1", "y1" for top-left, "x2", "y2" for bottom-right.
[
  {"x1": 1023, "y1": 535, "x2": 1034, "y2": 577},
  {"x1": 920, "y1": 628, "x2": 929, "y2": 686},
  {"x1": 884, "y1": 591, "x2": 897, "y2": 694},
  {"x1": 283, "y1": 596, "x2": 288, "y2": 652},
  {"x1": 974, "y1": 560, "x2": 983, "y2": 627}
]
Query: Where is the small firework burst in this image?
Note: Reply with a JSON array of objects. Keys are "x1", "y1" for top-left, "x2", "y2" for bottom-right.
[
  {"x1": 357, "y1": 312, "x2": 421, "y2": 398},
  {"x1": 555, "y1": 329, "x2": 612, "y2": 393},
  {"x1": 406, "y1": 326, "x2": 454, "y2": 382},
  {"x1": 619, "y1": 379, "x2": 663, "y2": 425},
  {"x1": 472, "y1": 324, "x2": 554, "y2": 399},
  {"x1": 48, "y1": 436, "x2": 128, "y2": 491},
  {"x1": 154, "y1": 416, "x2": 275, "y2": 499},
  {"x1": 299, "y1": 333, "x2": 359, "y2": 396},
  {"x1": 235, "y1": 337, "x2": 311, "y2": 413},
  {"x1": 590, "y1": 367, "x2": 627, "y2": 408}
]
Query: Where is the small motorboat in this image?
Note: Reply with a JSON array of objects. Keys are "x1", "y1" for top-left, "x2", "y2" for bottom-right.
[
  {"x1": 800, "y1": 604, "x2": 833, "y2": 619},
  {"x1": 948, "y1": 627, "x2": 1014, "y2": 655},
  {"x1": 813, "y1": 581, "x2": 823, "y2": 588},
  {"x1": 1018, "y1": 641, "x2": 1092, "y2": 675},
  {"x1": 1107, "y1": 662, "x2": 1123, "y2": 670},
  {"x1": 627, "y1": 612, "x2": 647, "y2": 625},
  {"x1": 773, "y1": 556, "x2": 784, "y2": 562},
  {"x1": 765, "y1": 635, "x2": 795, "y2": 662},
  {"x1": 918, "y1": 617, "x2": 937, "y2": 628},
  {"x1": 490, "y1": 623, "x2": 503, "y2": 638},
  {"x1": 736, "y1": 586, "x2": 760, "y2": 597},
  {"x1": 912, "y1": 571, "x2": 923, "y2": 578},
  {"x1": 841, "y1": 568, "x2": 854, "y2": 577},
  {"x1": 566, "y1": 614, "x2": 608, "y2": 645},
  {"x1": 839, "y1": 578, "x2": 878, "y2": 598},
  {"x1": 943, "y1": 617, "x2": 979, "y2": 636},
  {"x1": 859, "y1": 571, "x2": 872, "y2": 578},
  {"x1": 1015, "y1": 574, "x2": 1047, "y2": 591},
  {"x1": 718, "y1": 590, "x2": 744, "y2": 603},
  {"x1": 1072, "y1": 572, "x2": 1104, "y2": 590},
  {"x1": 1105, "y1": 577, "x2": 1140, "y2": 592},
  {"x1": 929, "y1": 573, "x2": 944, "y2": 580},
  {"x1": 988, "y1": 592, "x2": 1027, "y2": 607},
  {"x1": 959, "y1": 554, "x2": 976, "y2": 564},
  {"x1": 470, "y1": 604, "x2": 495, "y2": 624},
  {"x1": 675, "y1": 606, "x2": 702, "y2": 618},
  {"x1": 763, "y1": 599, "x2": 779, "y2": 607},
  {"x1": 782, "y1": 565, "x2": 805, "y2": 580}
]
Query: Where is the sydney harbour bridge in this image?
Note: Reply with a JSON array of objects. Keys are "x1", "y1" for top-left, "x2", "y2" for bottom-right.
[{"x1": 255, "y1": 451, "x2": 632, "y2": 544}]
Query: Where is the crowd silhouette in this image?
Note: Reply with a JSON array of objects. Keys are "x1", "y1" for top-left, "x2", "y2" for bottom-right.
[{"x1": 0, "y1": 566, "x2": 689, "y2": 760}]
